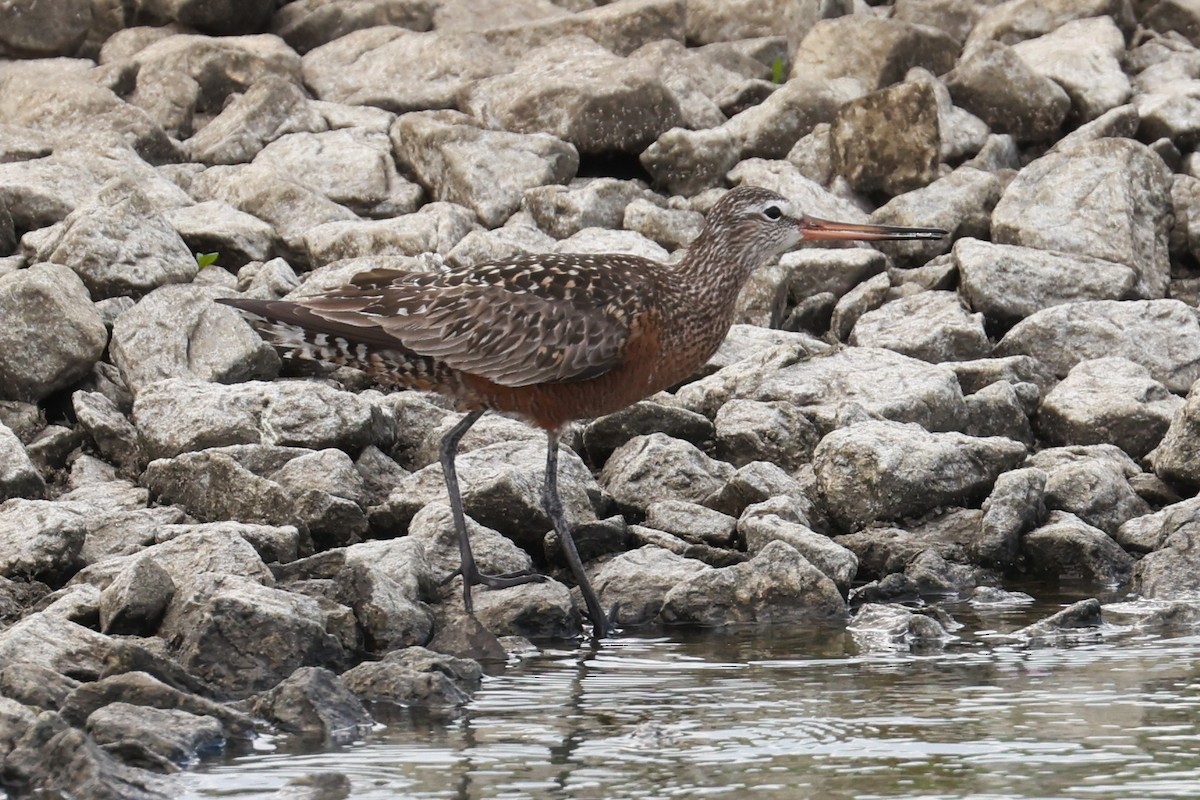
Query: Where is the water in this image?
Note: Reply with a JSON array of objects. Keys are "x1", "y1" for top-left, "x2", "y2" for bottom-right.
[{"x1": 182, "y1": 593, "x2": 1200, "y2": 799}]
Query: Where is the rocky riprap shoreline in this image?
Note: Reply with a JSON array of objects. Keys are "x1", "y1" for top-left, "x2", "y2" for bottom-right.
[{"x1": 2, "y1": 0, "x2": 1200, "y2": 797}]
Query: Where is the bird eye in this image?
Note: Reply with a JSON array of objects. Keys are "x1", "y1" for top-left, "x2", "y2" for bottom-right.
[{"x1": 762, "y1": 205, "x2": 783, "y2": 220}]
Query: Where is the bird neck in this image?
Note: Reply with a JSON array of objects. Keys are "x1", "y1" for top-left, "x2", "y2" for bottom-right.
[{"x1": 675, "y1": 225, "x2": 762, "y2": 315}]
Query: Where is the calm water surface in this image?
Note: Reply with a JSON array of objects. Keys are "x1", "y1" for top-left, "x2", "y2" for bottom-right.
[{"x1": 183, "y1": 593, "x2": 1200, "y2": 799}]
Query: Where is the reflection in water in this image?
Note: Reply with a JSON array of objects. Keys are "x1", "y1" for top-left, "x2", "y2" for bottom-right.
[{"x1": 184, "y1": 597, "x2": 1200, "y2": 799}]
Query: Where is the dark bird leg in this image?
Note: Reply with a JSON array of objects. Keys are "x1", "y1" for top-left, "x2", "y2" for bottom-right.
[
  {"x1": 543, "y1": 433, "x2": 610, "y2": 640},
  {"x1": 439, "y1": 410, "x2": 546, "y2": 614}
]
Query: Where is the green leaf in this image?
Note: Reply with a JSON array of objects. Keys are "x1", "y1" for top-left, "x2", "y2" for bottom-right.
[
  {"x1": 196, "y1": 252, "x2": 220, "y2": 269},
  {"x1": 771, "y1": 57, "x2": 785, "y2": 84}
]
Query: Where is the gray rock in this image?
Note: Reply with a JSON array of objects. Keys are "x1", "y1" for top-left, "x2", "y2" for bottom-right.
[
  {"x1": 161, "y1": 573, "x2": 345, "y2": 696},
  {"x1": 590, "y1": 545, "x2": 709, "y2": 626},
  {"x1": 870, "y1": 167, "x2": 1001, "y2": 267},
  {"x1": 831, "y1": 79, "x2": 940, "y2": 196},
  {"x1": 976, "y1": 467, "x2": 1047, "y2": 568},
  {"x1": 188, "y1": 161, "x2": 357, "y2": 261},
  {"x1": 340, "y1": 645, "x2": 481, "y2": 707},
  {"x1": 0, "y1": 662, "x2": 79, "y2": 711},
  {"x1": 272, "y1": 0, "x2": 435, "y2": 54},
  {"x1": 1009, "y1": 598, "x2": 1106, "y2": 643},
  {"x1": 446, "y1": 224, "x2": 558, "y2": 267},
  {"x1": 626, "y1": 523, "x2": 741, "y2": 568},
  {"x1": 251, "y1": 666, "x2": 371, "y2": 744},
  {"x1": 335, "y1": 560, "x2": 434, "y2": 653},
  {"x1": 0, "y1": 0, "x2": 90, "y2": 56},
  {"x1": 74, "y1": 528, "x2": 274, "y2": 591},
  {"x1": 460, "y1": 36, "x2": 683, "y2": 155},
  {"x1": 404, "y1": 502, "x2": 533, "y2": 585},
  {"x1": 0, "y1": 263, "x2": 107, "y2": 402},
  {"x1": 0, "y1": 614, "x2": 113, "y2": 680},
  {"x1": 466, "y1": 579, "x2": 578, "y2": 639},
  {"x1": 1153, "y1": 383, "x2": 1200, "y2": 493},
  {"x1": 783, "y1": 247, "x2": 888, "y2": 302},
  {"x1": 133, "y1": 378, "x2": 383, "y2": 460},
  {"x1": 157, "y1": 521, "x2": 301, "y2": 566},
  {"x1": 371, "y1": 439, "x2": 599, "y2": 556},
  {"x1": 713, "y1": 398, "x2": 820, "y2": 471},
  {"x1": 964, "y1": 0, "x2": 1134, "y2": 50},
  {"x1": 962, "y1": 380, "x2": 1036, "y2": 444},
  {"x1": 302, "y1": 202, "x2": 477, "y2": 266},
  {"x1": 163, "y1": 202, "x2": 278, "y2": 268},
  {"x1": 1133, "y1": 525, "x2": 1200, "y2": 600},
  {"x1": 185, "y1": 75, "x2": 326, "y2": 166},
  {"x1": 139, "y1": 0, "x2": 272, "y2": 34},
  {"x1": 99, "y1": 556, "x2": 175, "y2": 635},
  {"x1": 600, "y1": 433, "x2": 734, "y2": 514},
  {"x1": 1038, "y1": 358, "x2": 1185, "y2": 458},
  {"x1": 86, "y1": 701, "x2": 224, "y2": 767},
  {"x1": 623, "y1": 199, "x2": 705, "y2": 251},
  {"x1": 110, "y1": 286, "x2": 279, "y2": 396},
  {"x1": 813, "y1": 421, "x2": 1027, "y2": 530},
  {"x1": 955, "y1": 238, "x2": 1137, "y2": 325},
  {"x1": 1042, "y1": 457, "x2": 1150, "y2": 537},
  {"x1": 302, "y1": 28, "x2": 507, "y2": 112},
  {"x1": 407, "y1": 412, "x2": 540, "y2": 471},
  {"x1": 1022, "y1": 511, "x2": 1135, "y2": 585},
  {"x1": 739, "y1": 511, "x2": 856, "y2": 591},
  {"x1": 638, "y1": 126, "x2": 740, "y2": 196},
  {"x1": 58, "y1": 669, "x2": 253, "y2": 736},
  {"x1": 2, "y1": 710, "x2": 174, "y2": 799},
  {"x1": 995, "y1": 300, "x2": 1200, "y2": 392},
  {"x1": 392, "y1": 110, "x2": 576, "y2": 228},
  {"x1": 944, "y1": 40, "x2": 1070, "y2": 142},
  {"x1": 0, "y1": 422, "x2": 44, "y2": 501},
  {"x1": 1115, "y1": 496, "x2": 1200, "y2": 554},
  {"x1": 0, "y1": 499, "x2": 86, "y2": 584},
  {"x1": 704, "y1": 460, "x2": 817, "y2": 522},
  {"x1": 850, "y1": 291, "x2": 991, "y2": 364},
  {"x1": 582, "y1": 401, "x2": 713, "y2": 464},
  {"x1": 73, "y1": 391, "x2": 141, "y2": 472},
  {"x1": 830, "y1": 272, "x2": 890, "y2": 343},
  {"x1": 255, "y1": 128, "x2": 423, "y2": 218},
  {"x1": 1174, "y1": 175, "x2": 1200, "y2": 265},
  {"x1": 1011, "y1": 17, "x2": 1131, "y2": 122},
  {"x1": 643, "y1": 500, "x2": 737, "y2": 547},
  {"x1": 849, "y1": 604, "x2": 953, "y2": 652},
  {"x1": 31, "y1": 583, "x2": 99, "y2": 625},
  {"x1": 660, "y1": 540, "x2": 846, "y2": 625},
  {"x1": 791, "y1": 16, "x2": 960, "y2": 90},
  {"x1": 525, "y1": 179, "x2": 654, "y2": 240},
  {"x1": 991, "y1": 138, "x2": 1173, "y2": 300},
  {"x1": 78, "y1": 506, "x2": 187, "y2": 568}
]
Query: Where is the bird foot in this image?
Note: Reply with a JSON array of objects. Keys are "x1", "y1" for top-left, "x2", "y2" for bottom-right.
[{"x1": 581, "y1": 600, "x2": 620, "y2": 641}]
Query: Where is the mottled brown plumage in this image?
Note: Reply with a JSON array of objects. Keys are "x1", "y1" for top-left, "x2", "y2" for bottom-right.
[{"x1": 220, "y1": 185, "x2": 947, "y2": 639}]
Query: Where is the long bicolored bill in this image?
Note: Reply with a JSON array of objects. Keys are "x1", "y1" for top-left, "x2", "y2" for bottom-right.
[{"x1": 800, "y1": 216, "x2": 948, "y2": 242}]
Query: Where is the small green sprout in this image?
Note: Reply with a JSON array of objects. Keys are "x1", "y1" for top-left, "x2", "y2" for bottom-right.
[
  {"x1": 196, "y1": 252, "x2": 220, "y2": 269},
  {"x1": 771, "y1": 57, "x2": 786, "y2": 84}
]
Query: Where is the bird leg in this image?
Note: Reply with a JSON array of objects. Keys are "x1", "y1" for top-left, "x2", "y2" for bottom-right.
[
  {"x1": 438, "y1": 409, "x2": 546, "y2": 615},
  {"x1": 543, "y1": 434, "x2": 610, "y2": 640}
]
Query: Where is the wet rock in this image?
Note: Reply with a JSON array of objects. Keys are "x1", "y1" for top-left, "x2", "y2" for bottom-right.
[
  {"x1": 469, "y1": 579, "x2": 578, "y2": 639},
  {"x1": 583, "y1": 401, "x2": 713, "y2": 464},
  {"x1": 0, "y1": 614, "x2": 113, "y2": 681},
  {"x1": 713, "y1": 398, "x2": 819, "y2": 472},
  {"x1": 1009, "y1": 598, "x2": 1105, "y2": 643},
  {"x1": 831, "y1": 79, "x2": 940, "y2": 196},
  {"x1": 1037, "y1": 358, "x2": 1184, "y2": 458},
  {"x1": 188, "y1": 161, "x2": 357, "y2": 260},
  {"x1": 0, "y1": 423, "x2": 44, "y2": 501},
  {"x1": 850, "y1": 291, "x2": 990, "y2": 364},
  {"x1": 86, "y1": 701, "x2": 224, "y2": 768},
  {"x1": 255, "y1": 128, "x2": 423, "y2": 218},
  {"x1": 944, "y1": 41, "x2": 1070, "y2": 142},
  {"x1": 161, "y1": 573, "x2": 345, "y2": 696},
  {"x1": 461, "y1": 36, "x2": 682, "y2": 155},
  {"x1": 791, "y1": 16, "x2": 959, "y2": 90},
  {"x1": 642, "y1": 501, "x2": 736, "y2": 548},
  {"x1": 1010, "y1": 17, "x2": 1131, "y2": 122},
  {"x1": 870, "y1": 166, "x2": 1001, "y2": 268},
  {"x1": 739, "y1": 511, "x2": 856, "y2": 591},
  {"x1": 371, "y1": 439, "x2": 598, "y2": 556},
  {"x1": 99, "y1": 556, "x2": 175, "y2": 636},
  {"x1": 996, "y1": 300, "x2": 1200, "y2": 392},
  {"x1": 184, "y1": 75, "x2": 326, "y2": 166},
  {"x1": 1152, "y1": 384, "x2": 1200, "y2": 493},
  {"x1": 814, "y1": 421, "x2": 1026, "y2": 531},
  {"x1": 627, "y1": 523, "x2": 743, "y2": 568},
  {"x1": 302, "y1": 202, "x2": 477, "y2": 266},
  {"x1": 660, "y1": 540, "x2": 846, "y2": 625},
  {"x1": 849, "y1": 604, "x2": 953, "y2": 651},
  {"x1": 975, "y1": 467, "x2": 1047, "y2": 568},
  {"x1": 991, "y1": 138, "x2": 1173, "y2": 300},
  {"x1": 251, "y1": 667, "x2": 371, "y2": 743},
  {"x1": 601, "y1": 433, "x2": 734, "y2": 514},
  {"x1": 267, "y1": 772, "x2": 352, "y2": 800},
  {"x1": 1116, "y1": 496, "x2": 1200, "y2": 554},
  {"x1": 0, "y1": 263, "x2": 108, "y2": 403},
  {"x1": 590, "y1": 545, "x2": 709, "y2": 626},
  {"x1": 302, "y1": 28, "x2": 506, "y2": 112},
  {"x1": 1133, "y1": 522, "x2": 1200, "y2": 600},
  {"x1": 1022, "y1": 511, "x2": 1135, "y2": 585},
  {"x1": 392, "y1": 110, "x2": 576, "y2": 228},
  {"x1": 2, "y1": 710, "x2": 174, "y2": 799},
  {"x1": 110, "y1": 286, "x2": 279, "y2": 396},
  {"x1": 133, "y1": 378, "x2": 383, "y2": 460},
  {"x1": 955, "y1": 238, "x2": 1137, "y2": 325},
  {"x1": 0, "y1": 499, "x2": 87, "y2": 585},
  {"x1": 340, "y1": 645, "x2": 482, "y2": 707}
]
